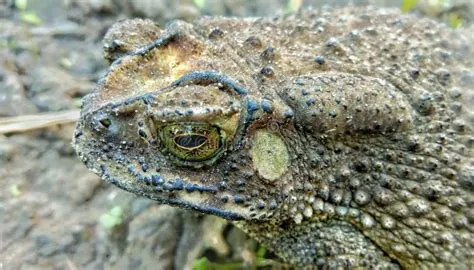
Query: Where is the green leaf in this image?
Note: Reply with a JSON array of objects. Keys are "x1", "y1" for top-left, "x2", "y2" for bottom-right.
[
  {"x1": 448, "y1": 13, "x2": 462, "y2": 28},
  {"x1": 194, "y1": 0, "x2": 205, "y2": 9},
  {"x1": 286, "y1": 0, "x2": 303, "y2": 13},
  {"x1": 256, "y1": 246, "x2": 266, "y2": 259},
  {"x1": 401, "y1": 0, "x2": 417, "y2": 13},
  {"x1": 99, "y1": 206, "x2": 124, "y2": 229},
  {"x1": 193, "y1": 257, "x2": 209, "y2": 270},
  {"x1": 110, "y1": 206, "x2": 124, "y2": 217},
  {"x1": 20, "y1": 12, "x2": 43, "y2": 25},
  {"x1": 15, "y1": 0, "x2": 28, "y2": 10},
  {"x1": 10, "y1": 185, "x2": 21, "y2": 197}
]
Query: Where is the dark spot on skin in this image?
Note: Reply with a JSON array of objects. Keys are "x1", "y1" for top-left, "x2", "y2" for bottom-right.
[
  {"x1": 326, "y1": 37, "x2": 337, "y2": 47},
  {"x1": 102, "y1": 144, "x2": 111, "y2": 152},
  {"x1": 449, "y1": 88, "x2": 462, "y2": 99},
  {"x1": 185, "y1": 183, "x2": 196, "y2": 192},
  {"x1": 152, "y1": 175, "x2": 164, "y2": 186},
  {"x1": 142, "y1": 94, "x2": 155, "y2": 105},
  {"x1": 352, "y1": 160, "x2": 368, "y2": 173},
  {"x1": 413, "y1": 53, "x2": 424, "y2": 62},
  {"x1": 107, "y1": 39, "x2": 122, "y2": 51},
  {"x1": 261, "y1": 46, "x2": 276, "y2": 61},
  {"x1": 354, "y1": 189, "x2": 371, "y2": 205},
  {"x1": 349, "y1": 30, "x2": 359, "y2": 38},
  {"x1": 180, "y1": 100, "x2": 189, "y2": 107},
  {"x1": 295, "y1": 78, "x2": 306, "y2": 85},
  {"x1": 261, "y1": 99, "x2": 273, "y2": 113},
  {"x1": 100, "y1": 164, "x2": 107, "y2": 174},
  {"x1": 183, "y1": 183, "x2": 218, "y2": 193},
  {"x1": 417, "y1": 92, "x2": 435, "y2": 115},
  {"x1": 236, "y1": 178, "x2": 245, "y2": 187},
  {"x1": 331, "y1": 189, "x2": 343, "y2": 204},
  {"x1": 234, "y1": 195, "x2": 245, "y2": 204},
  {"x1": 144, "y1": 176, "x2": 152, "y2": 185},
  {"x1": 315, "y1": 55, "x2": 325, "y2": 65},
  {"x1": 306, "y1": 98, "x2": 316, "y2": 106},
  {"x1": 170, "y1": 178, "x2": 184, "y2": 190},
  {"x1": 435, "y1": 69, "x2": 451, "y2": 86},
  {"x1": 450, "y1": 102, "x2": 462, "y2": 113},
  {"x1": 218, "y1": 181, "x2": 228, "y2": 190},
  {"x1": 138, "y1": 129, "x2": 147, "y2": 138},
  {"x1": 243, "y1": 36, "x2": 263, "y2": 48},
  {"x1": 230, "y1": 163, "x2": 239, "y2": 171},
  {"x1": 257, "y1": 200, "x2": 265, "y2": 209},
  {"x1": 208, "y1": 27, "x2": 224, "y2": 39},
  {"x1": 409, "y1": 68, "x2": 420, "y2": 79},
  {"x1": 260, "y1": 67, "x2": 274, "y2": 77},
  {"x1": 372, "y1": 121, "x2": 381, "y2": 130},
  {"x1": 269, "y1": 200, "x2": 277, "y2": 209},
  {"x1": 284, "y1": 109, "x2": 294, "y2": 119},
  {"x1": 250, "y1": 190, "x2": 259, "y2": 197},
  {"x1": 247, "y1": 99, "x2": 260, "y2": 113},
  {"x1": 364, "y1": 27, "x2": 377, "y2": 35}
]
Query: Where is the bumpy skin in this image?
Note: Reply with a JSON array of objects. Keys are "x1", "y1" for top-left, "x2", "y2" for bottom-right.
[{"x1": 73, "y1": 8, "x2": 474, "y2": 268}]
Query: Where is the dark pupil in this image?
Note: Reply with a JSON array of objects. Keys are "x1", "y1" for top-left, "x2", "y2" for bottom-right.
[{"x1": 174, "y1": 135, "x2": 208, "y2": 149}]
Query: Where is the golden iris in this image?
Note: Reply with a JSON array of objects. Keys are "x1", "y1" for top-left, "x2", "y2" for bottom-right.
[{"x1": 160, "y1": 123, "x2": 221, "y2": 161}]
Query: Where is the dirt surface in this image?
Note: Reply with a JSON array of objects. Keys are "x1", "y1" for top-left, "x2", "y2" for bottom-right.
[{"x1": 1, "y1": 1, "x2": 472, "y2": 269}]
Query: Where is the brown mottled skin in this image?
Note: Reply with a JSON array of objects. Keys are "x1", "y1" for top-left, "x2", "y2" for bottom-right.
[{"x1": 73, "y1": 7, "x2": 474, "y2": 268}]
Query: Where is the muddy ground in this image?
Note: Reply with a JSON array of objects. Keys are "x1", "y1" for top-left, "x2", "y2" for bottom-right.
[{"x1": 1, "y1": 1, "x2": 472, "y2": 269}]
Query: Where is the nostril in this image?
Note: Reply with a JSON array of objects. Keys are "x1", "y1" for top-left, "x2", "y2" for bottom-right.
[
  {"x1": 99, "y1": 118, "x2": 111, "y2": 128},
  {"x1": 91, "y1": 113, "x2": 113, "y2": 132}
]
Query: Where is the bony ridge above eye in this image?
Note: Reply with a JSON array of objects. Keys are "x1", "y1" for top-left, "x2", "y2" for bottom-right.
[{"x1": 159, "y1": 123, "x2": 222, "y2": 162}]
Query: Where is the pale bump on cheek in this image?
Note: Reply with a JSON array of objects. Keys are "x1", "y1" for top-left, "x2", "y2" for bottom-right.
[{"x1": 249, "y1": 130, "x2": 289, "y2": 182}]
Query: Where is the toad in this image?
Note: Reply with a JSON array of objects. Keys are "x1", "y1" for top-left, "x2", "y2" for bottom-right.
[{"x1": 73, "y1": 7, "x2": 473, "y2": 268}]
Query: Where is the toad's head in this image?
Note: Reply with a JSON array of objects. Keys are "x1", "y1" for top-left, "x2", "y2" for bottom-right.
[{"x1": 73, "y1": 19, "x2": 293, "y2": 221}]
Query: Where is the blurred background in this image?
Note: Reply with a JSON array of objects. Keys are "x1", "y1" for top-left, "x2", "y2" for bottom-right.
[{"x1": 0, "y1": 0, "x2": 472, "y2": 269}]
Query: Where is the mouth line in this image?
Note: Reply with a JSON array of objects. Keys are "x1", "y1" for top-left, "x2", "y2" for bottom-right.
[
  {"x1": 123, "y1": 164, "x2": 219, "y2": 193},
  {"x1": 98, "y1": 164, "x2": 245, "y2": 220}
]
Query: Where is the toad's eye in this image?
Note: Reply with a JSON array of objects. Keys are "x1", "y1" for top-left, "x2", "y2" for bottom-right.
[{"x1": 160, "y1": 124, "x2": 222, "y2": 161}]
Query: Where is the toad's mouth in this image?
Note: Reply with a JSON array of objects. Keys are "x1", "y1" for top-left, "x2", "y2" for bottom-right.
[{"x1": 98, "y1": 162, "x2": 247, "y2": 220}]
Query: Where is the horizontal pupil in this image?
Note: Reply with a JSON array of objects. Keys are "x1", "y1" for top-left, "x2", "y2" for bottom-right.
[{"x1": 174, "y1": 134, "x2": 208, "y2": 149}]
